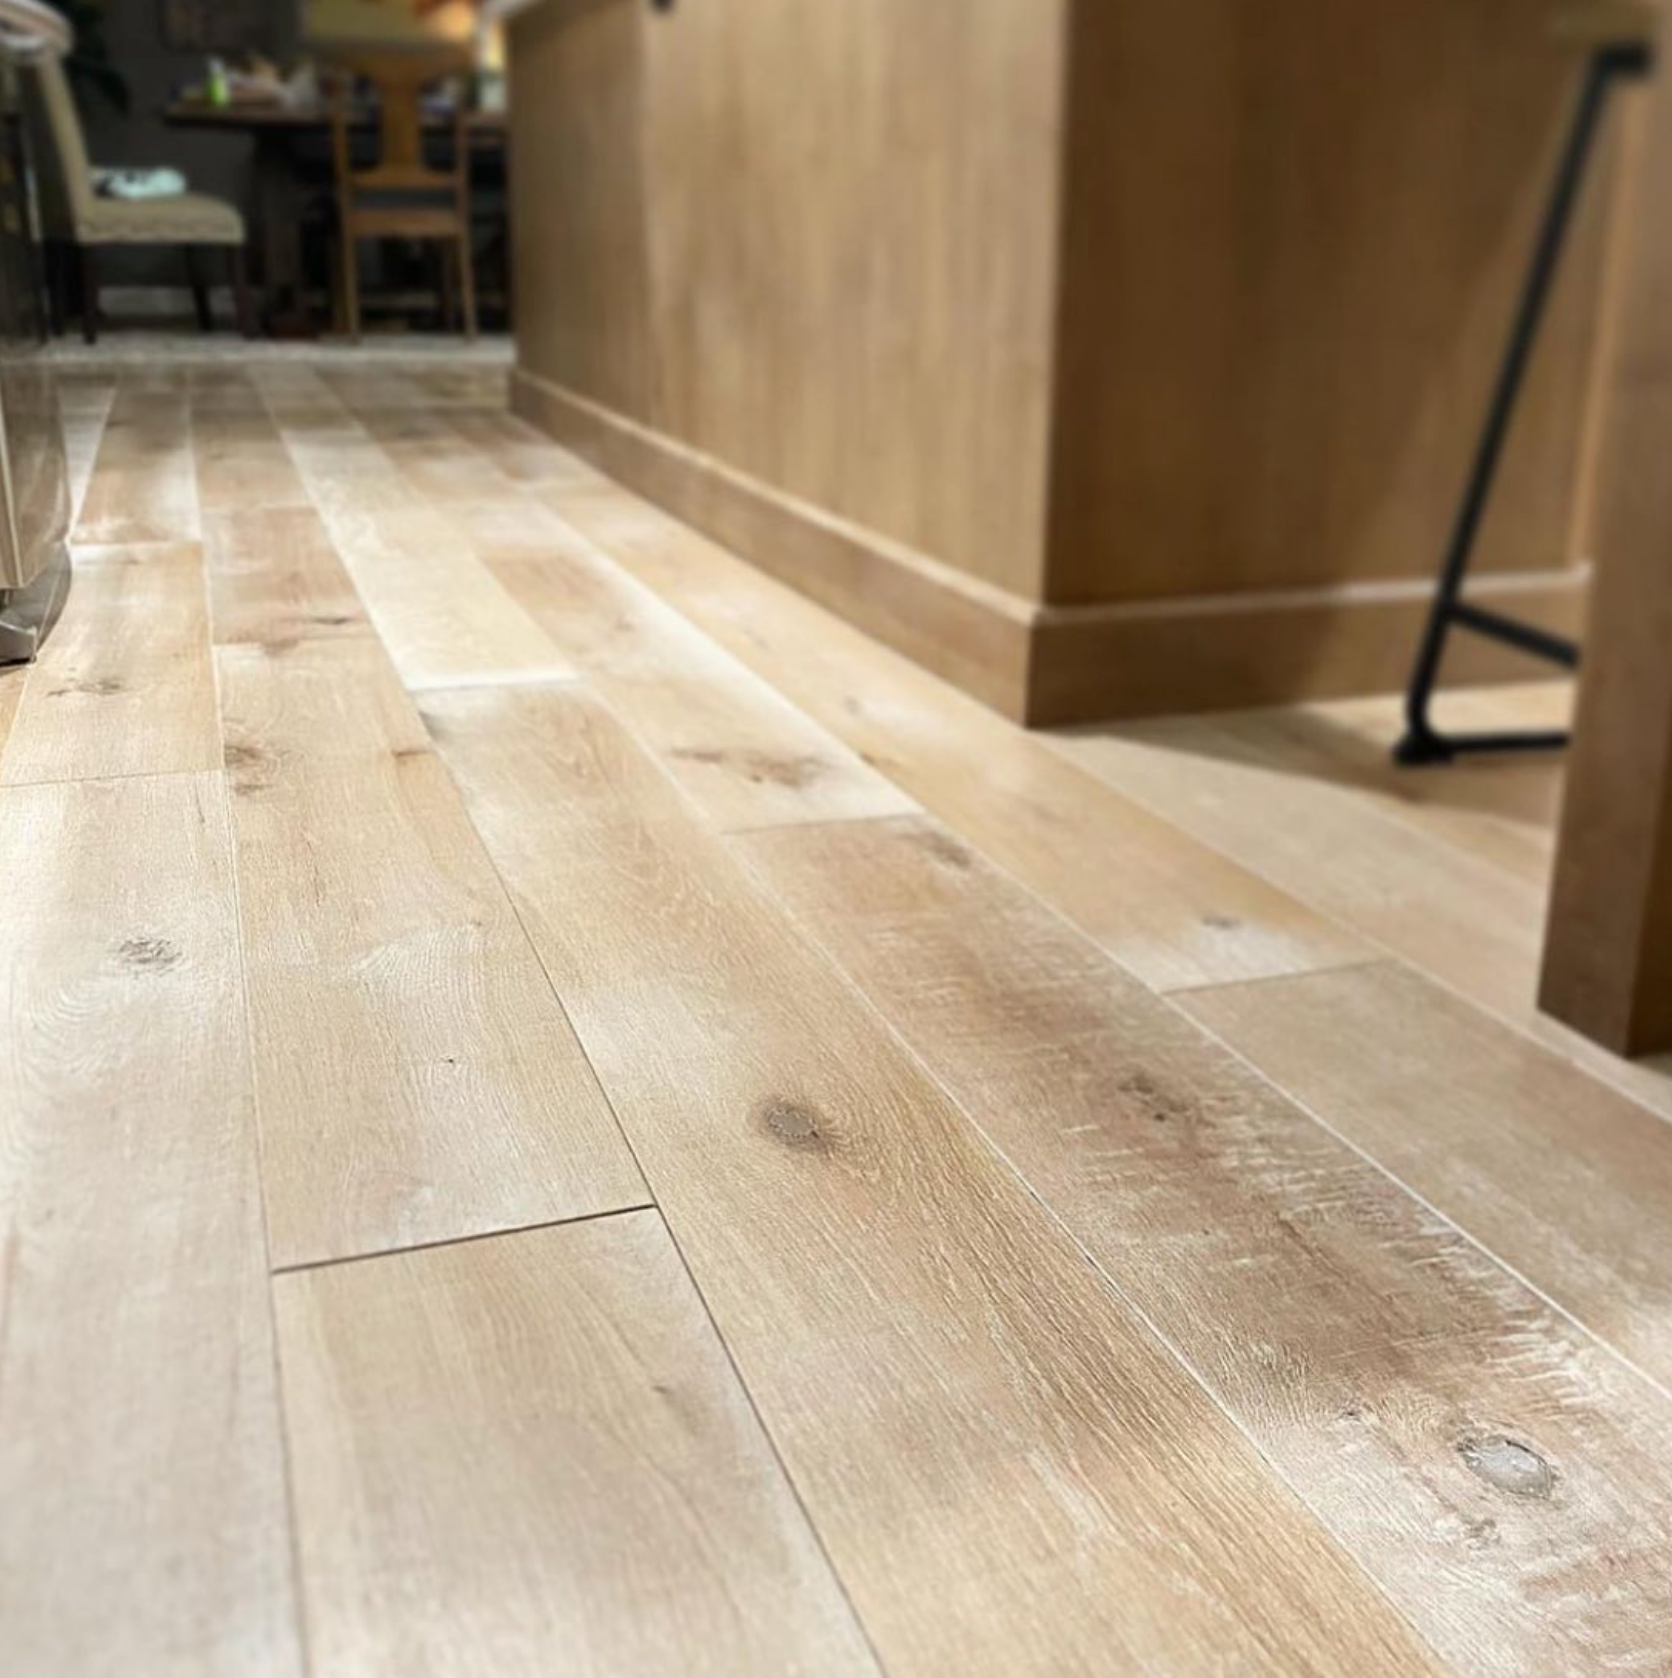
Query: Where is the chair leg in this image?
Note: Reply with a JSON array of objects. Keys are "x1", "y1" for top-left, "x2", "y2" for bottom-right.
[
  {"x1": 77, "y1": 245, "x2": 98, "y2": 345},
  {"x1": 438, "y1": 241, "x2": 457, "y2": 334},
  {"x1": 341, "y1": 234, "x2": 361, "y2": 343},
  {"x1": 228, "y1": 245, "x2": 255, "y2": 339},
  {"x1": 42, "y1": 240, "x2": 64, "y2": 338},
  {"x1": 328, "y1": 238, "x2": 344, "y2": 337},
  {"x1": 186, "y1": 245, "x2": 213, "y2": 333},
  {"x1": 457, "y1": 231, "x2": 477, "y2": 342}
]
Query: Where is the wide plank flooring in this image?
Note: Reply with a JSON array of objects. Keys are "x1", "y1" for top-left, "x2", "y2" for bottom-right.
[{"x1": 5, "y1": 350, "x2": 1670, "y2": 1675}]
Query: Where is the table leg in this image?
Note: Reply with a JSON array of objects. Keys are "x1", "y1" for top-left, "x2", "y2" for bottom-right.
[{"x1": 252, "y1": 129, "x2": 313, "y2": 337}]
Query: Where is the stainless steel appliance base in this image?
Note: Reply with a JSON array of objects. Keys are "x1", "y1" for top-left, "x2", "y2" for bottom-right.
[{"x1": 0, "y1": 539, "x2": 67, "y2": 662}]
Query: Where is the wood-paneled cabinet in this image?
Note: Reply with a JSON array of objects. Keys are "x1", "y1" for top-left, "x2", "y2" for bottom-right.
[{"x1": 508, "y1": 0, "x2": 1627, "y2": 723}]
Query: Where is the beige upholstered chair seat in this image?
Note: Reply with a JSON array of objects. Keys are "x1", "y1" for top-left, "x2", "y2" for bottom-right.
[
  {"x1": 22, "y1": 50, "x2": 254, "y2": 340},
  {"x1": 74, "y1": 191, "x2": 244, "y2": 247}
]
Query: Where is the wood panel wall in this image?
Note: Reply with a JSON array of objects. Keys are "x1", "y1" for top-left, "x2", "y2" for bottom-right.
[
  {"x1": 1046, "y1": 0, "x2": 1617, "y2": 606},
  {"x1": 509, "y1": 0, "x2": 1621, "y2": 722},
  {"x1": 510, "y1": 0, "x2": 1066, "y2": 602}
]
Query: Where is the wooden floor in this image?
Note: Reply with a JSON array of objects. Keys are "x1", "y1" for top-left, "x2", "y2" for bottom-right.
[{"x1": 4, "y1": 359, "x2": 1671, "y2": 1676}]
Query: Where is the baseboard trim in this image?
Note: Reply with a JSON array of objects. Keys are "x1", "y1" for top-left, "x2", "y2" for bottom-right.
[
  {"x1": 1026, "y1": 570, "x2": 1589, "y2": 725},
  {"x1": 512, "y1": 367, "x2": 1035, "y2": 716},
  {"x1": 512, "y1": 366, "x2": 1589, "y2": 725}
]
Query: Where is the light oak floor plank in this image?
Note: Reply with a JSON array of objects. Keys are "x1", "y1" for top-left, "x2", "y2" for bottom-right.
[
  {"x1": 0, "y1": 661, "x2": 26, "y2": 758},
  {"x1": 74, "y1": 378, "x2": 198, "y2": 545},
  {"x1": 1052, "y1": 707, "x2": 1672, "y2": 1122},
  {"x1": 446, "y1": 408, "x2": 601, "y2": 486},
  {"x1": 541, "y1": 481, "x2": 1371, "y2": 991},
  {"x1": 0, "y1": 543, "x2": 219, "y2": 786},
  {"x1": 1181, "y1": 960, "x2": 1672, "y2": 1394},
  {"x1": 738, "y1": 812, "x2": 1672, "y2": 1675},
  {"x1": 276, "y1": 1209, "x2": 878, "y2": 1678},
  {"x1": 354, "y1": 410, "x2": 525, "y2": 506},
  {"x1": 299, "y1": 495, "x2": 573, "y2": 691},
  {"x1": 203, "y1": 505, "x2": 369, "y2": 646},
  {"x1": 219, "y1": 637, "x2": 646, "y2": 1268},
  {"x1": 0, "y1": 772, "x2": 301, "y2": 1676},
  {"x1": 250, "y1": 364, "x2": 362, "y2": 435},
  {"x1": 421, "y1": 680, "x2": 1441, "y2": 1678},
  {"x1": 58, "y1": 375, "x2": 114, "y2": 522},
  {"x1": 445, "y1": 497, "x2": 917, "y2": 831},
  {"x1": 1058, "y1": 710, "x2": 1548, "y2": 1012},
  {"x1": 192, "y1": 399, "x2": 311, "y2": 516},
  {"x1": 1196, "y1": 685, "x2": 1567, "y2": 886}
]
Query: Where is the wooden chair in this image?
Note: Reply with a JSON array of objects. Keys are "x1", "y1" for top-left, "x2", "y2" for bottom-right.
[
  {"x1": 329, "y1": 50, "x2": 477, "y2": 342},
  {"x1": 21, "y1": 50, "x2": 252, "y2": 343}
]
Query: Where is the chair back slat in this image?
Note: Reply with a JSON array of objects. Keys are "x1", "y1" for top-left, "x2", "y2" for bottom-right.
[{"x1": 329, "y1": 49, "x2": 471, "y2": 205}]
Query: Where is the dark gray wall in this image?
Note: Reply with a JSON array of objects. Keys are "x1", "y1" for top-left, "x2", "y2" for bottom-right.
[{"x1": 76, "y1": 0, "x2": 297, "y2": 286}]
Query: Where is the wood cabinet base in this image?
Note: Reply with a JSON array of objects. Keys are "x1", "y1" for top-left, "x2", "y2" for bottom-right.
[{"x1": 516, "y1": 368, "x2": 1588, "y2": 727}]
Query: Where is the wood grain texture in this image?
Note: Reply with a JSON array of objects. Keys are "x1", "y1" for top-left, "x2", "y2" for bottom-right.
[
  {"x1": 218, "y1": 636, "x2": 646, "y2": 1268},
  {"x1": 506, "y1": 0, "x2": 1620, "y2": 723},
  {"x1": 203, "y1": 505, "x2": 369, "y2": 646},
  {"x1": 74, "y1": 378, "x2": 199, "y2": 545},
  {"x1": 515, "y1": 375, "x2": 1587, "y2": 723},
  {"x1": 1180, "y1": 686, "x2": 1567, "y2": 885},
  {"x1": 456, "y1": 496, "x2": 916, "y2": 831},
  {"x1": 447, "y1": 406, "x2": 601, "y2": 486},
  {"x1": 544, "y1": 480, "x2": 1370, "y2": 990},
  {"x1": 0, "y1": 662, "x2": 26, "y2": 760},
  {"x1": 0, "y1": 543, "x2": 220, "y2": 786},
  {"x1": 1182, "y1": 960, "x2": 1672, "y2": 1394},
  {"x1": 511, "y1": 370, "x2": 1038, "y2": 719},
  {"x1": 1047, "y1": 0, "x2": 1615, "y2": 605},
  {"x1": 307, "y1": 498, "x2": 573, "y2": 690},
  {"x1": 1024, "y1": 570, "x2": 1588, "y2": 724},
  {"x1": 276, "y1": 1210, "x2": 878, "y2": 1677},
  {"x1": 192, "y1": 413, "x2": 310, "y2": 517},
  {"x1": 1052, "y1": 706, "x2": 1672, "y2": 1119},
  {"x1": 61, "y1": 397, "x2": 112, "y2": 524},
  {"x1": 0, "y1": 773, "x2": 300, "y2": 1676},
  {"x1": 1056, "y1": 711, "x2": 1549, "y2": 1015},
  {"x1": 1541, "y1": 39, "x2": 1672, "y2": 1052},
  {"x1": 738, "y1": 812, "x2": 1672, "y2": 1674},
  {"x1": 421, "y1": 679, "x2": 1442, "y2": 1678},
  {"x1": 509, "y1": 0, "x2": 1063, "y2": 598}
]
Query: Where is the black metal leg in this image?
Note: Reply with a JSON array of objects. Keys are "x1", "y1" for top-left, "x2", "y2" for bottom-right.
[{"x1": 1394, "y1": 42, "x2": 1651, "y2": 767}]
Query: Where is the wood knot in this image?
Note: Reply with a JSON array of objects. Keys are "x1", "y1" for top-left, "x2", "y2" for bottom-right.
[
  {"x1": 223, "y1": 739, "x2": 277, "y2": 793},
  {"x1": 113, "y1": 934, "x2": 182, "y2": 974},
  {"x1": 1117, "y1": 1068, "x2": 1196, "y2": 1126},
  {"x1": 911, "y1": 827, "x2": 974, "y2": 871},
  {"x1": 1458, "y1": 1434, "x2": 1555, "y2": 1499},
  {"x1": 47, "y1": 675, "x2": 125, "y2": 699},
  {"x1": 672, "y1": 746, "x2": 826, "y2": 791},
  {"x1": 756, "y1": 1097, "x2": 835, "y2": 1153}
]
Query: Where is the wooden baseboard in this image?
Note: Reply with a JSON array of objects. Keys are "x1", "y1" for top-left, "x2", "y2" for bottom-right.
[
  {"x1": 1026, "y1": 572, "x2": 1589, "y2": 725},
  {"x1": 511, "y1": 368, "x2": 1035, "y2": 717},
  {"x1": 513, "y1": 366, "x2": 1589, "y2": 726}
]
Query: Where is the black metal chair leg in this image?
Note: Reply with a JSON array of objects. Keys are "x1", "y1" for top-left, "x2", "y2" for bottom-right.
[{"x1": 1394, "y1": 40, "x2": 1651, "y2": 766}]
